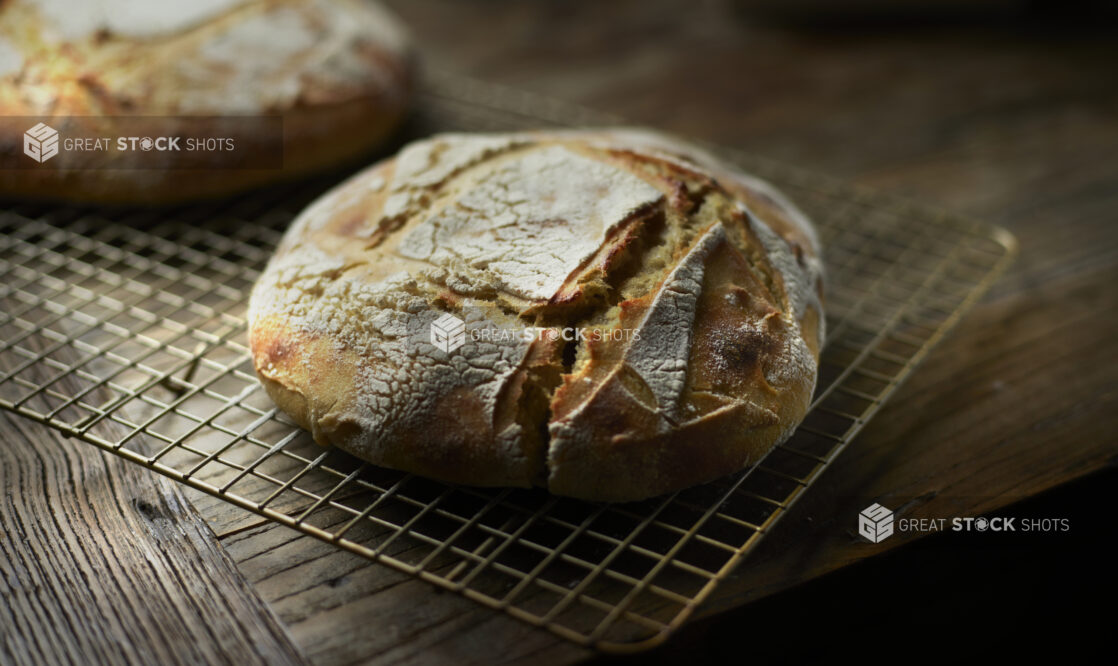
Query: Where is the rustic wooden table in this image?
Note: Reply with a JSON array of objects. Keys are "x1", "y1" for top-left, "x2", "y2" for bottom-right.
[{"x1": 3, "y1": 1, "x2": 1115, "y2": 664}]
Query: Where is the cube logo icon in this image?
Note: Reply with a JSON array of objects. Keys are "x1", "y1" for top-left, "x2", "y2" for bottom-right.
[
  {"x1": 859, "y1": 503, "x2": 894, "y2": 543},
  {"x1": 430, "y1": 313, "x2": 466, "y2": 353},
  {"x1": 24, "y1": 122, "x2": 60, "y2": 163}
]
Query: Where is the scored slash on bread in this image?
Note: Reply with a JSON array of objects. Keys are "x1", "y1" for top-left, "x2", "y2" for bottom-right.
[{"x1": 248, "y1": 129, "x2": 824, "y2": 502}]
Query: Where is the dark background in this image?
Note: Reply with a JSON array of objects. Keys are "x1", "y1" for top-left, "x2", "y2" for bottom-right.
[{"x1": 588, "y1": 467, "x2": 1116, "y2": 664}]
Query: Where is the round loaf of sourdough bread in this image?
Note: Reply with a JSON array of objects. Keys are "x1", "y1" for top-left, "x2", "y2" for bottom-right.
[
  {"x1": 0, "y1": 0, "x2": 412, "y2": 204},
  {"x1": 248, "y1": 129, "x2": 825, "y2": 502}
]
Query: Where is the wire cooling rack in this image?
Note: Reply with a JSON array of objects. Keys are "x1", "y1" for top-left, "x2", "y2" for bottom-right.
[{"x1": 0, "y1": 73, "x2": 1016, "y2": 652}]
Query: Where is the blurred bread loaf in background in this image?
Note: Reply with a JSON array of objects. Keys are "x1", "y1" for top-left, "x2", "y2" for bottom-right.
[{"x1": 0, "y1": 0, "x2": 414, "y2": 204}]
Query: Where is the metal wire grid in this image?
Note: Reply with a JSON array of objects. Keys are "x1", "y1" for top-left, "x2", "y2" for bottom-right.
[{"x1": 0, "y1": 79, "x2": 1016, "y2": 653}]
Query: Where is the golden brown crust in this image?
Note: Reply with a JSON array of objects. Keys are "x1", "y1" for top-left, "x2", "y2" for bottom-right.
[
  {"x1": 250, "y1": 312, "x2": 549, "y2": 488},
  {"x1": 0, "y1": 0, "x2": 413, "y2": 204},
  {"x1": 331, "y1": 326, "x2": 557, "y2": 489},
  {"x1": 248, "y1": 129, "x2": 824, "y2": 501}
]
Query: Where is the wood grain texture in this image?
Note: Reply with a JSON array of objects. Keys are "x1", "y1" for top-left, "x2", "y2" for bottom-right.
[
  {"x1": 212, "y1": 519, "x2": 587, "y2": 666},
  {"x1": 3, "y1": 1, "x2": 1116, "y2": 664},
  {"x1": 0, "y1": 342, "x2": 310, "y2": 666}
]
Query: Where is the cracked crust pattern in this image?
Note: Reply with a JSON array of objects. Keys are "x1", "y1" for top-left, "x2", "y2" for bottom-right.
[
  {"x1": 249, "y1": 129, "x2": 825, "y2": 501},
  {"x1": 0, "y1": 0, "x2": 413, "y2": 203}
]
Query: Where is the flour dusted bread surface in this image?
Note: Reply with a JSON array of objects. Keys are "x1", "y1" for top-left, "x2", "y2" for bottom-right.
[
  {"x1": 249, "y1": 129, "x2": 825, "y2": 501},
  {"x1": 0, "y1": 0, "x2": 412, "y2": 203}
]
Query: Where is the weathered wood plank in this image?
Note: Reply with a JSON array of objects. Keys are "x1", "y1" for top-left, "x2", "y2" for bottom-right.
[
  {"x1": 0, "y1": 338, "x2": 310, "y2": 666},
  {"x1": 5, "y1": 1, "x2": 1117, "y2": 664},
  {"x1": 218, "y1": 519, "x2": 586, "y2": 666}
]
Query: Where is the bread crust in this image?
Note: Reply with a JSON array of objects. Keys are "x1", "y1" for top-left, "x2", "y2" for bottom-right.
[
  {"x1": 248, "y1": 130, "x2": 825, "y2": 501},
  {"x1": 0, "y1": 0, "x2": 413, "y2": 204}
]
